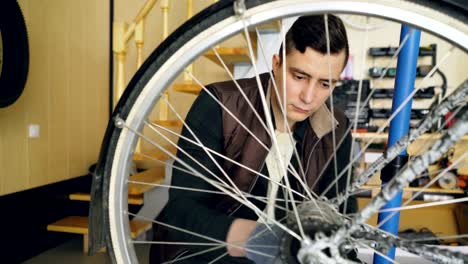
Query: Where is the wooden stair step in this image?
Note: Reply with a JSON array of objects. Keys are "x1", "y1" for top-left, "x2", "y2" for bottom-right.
[
  {"x1": 133, "y1": 145, "x2": 177, "y2": 170},
  {"x1": 69, "y1": 192, "x2": 144, "y2": 205},
  {"x1": 152, "y1": 119, "x2": 183, "y2": 128},
  {"x1": 128, "y1": 165, "x2": 166, "y2": 195},
  {"x1": 255, "y1": 20, "x2": 281, "y2": 32},
  {"x1": 133, "y1": 145, "x2": 177, "y2": 169},
  {"x1": 172, "y1": 82, "x2": 202, "y2": 95},
  {"x1": 47, "y1": 216, "x2": 89, "y2": 235},
  {"x1": 47, "y1": 216, "x2": 151, "y2": 238},
  {"x1": 133, "y1": 145, "x2": 177, "y2": 162},
  {"x1": 204, "y1": 47, "x2": 251, "y2": 67}
]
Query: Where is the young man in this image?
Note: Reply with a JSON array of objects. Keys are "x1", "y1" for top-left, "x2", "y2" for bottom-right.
[{"x1": 150, "y1": 14, "x2": 356, "y2": 263}]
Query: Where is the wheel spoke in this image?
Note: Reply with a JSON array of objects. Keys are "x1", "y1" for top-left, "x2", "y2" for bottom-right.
[
  {"x1": 346, "y1": 111, "x2": 468, "y2": 235},
  {"x1": 310, "y1": 28, "x2": 417, "y2": 194},
  {"x1": 242, "y1": 18, "x2": 307, "y2": 238},
  {"x1": 344, "y1": 16, "x2": 370, "y2": 214},
  {"x1": 163, "y1": 245, "x2": 225, "y2": 264},
  {"x1": 207, "y1": 252, "x2": 229, "y2": 264},
  {"x1": 129, "y1": 212, "x2": 277, "y2": 258},
  {"x1": 255, "y1": 25, "x2": 317, "y2": 201},
  {"x1": 335, "y1": 81, "x2": 468, "y2": 204},
  {"x1": 146, "y1": 119, "x2": 308, "y2": 200},
  {"x1": 378, "y1": 196, "x2": 468, "y2": 213}
]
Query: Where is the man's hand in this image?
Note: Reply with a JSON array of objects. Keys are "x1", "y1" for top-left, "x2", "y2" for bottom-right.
[
  {"x1": 226, "y1": 218, "x2": 257, "y2": 256},
  {"x1": 227, "y1": 218, "x2": 286, "y2": 263}
]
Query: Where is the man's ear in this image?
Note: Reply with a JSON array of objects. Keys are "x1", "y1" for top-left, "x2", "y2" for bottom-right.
[{"x1": 272, "y1": 54, "x2": 280, "y2": 74}]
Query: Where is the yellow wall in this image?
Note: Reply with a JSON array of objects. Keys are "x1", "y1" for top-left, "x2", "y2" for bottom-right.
[{"x1": 0, "y1": 1, "x2": 109, "y2": 195}]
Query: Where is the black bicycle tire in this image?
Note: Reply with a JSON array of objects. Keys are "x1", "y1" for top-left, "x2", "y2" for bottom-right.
[
  {"x1": 0, "y1": 0, "x2": 29, "y2": 108},
  {"x1": 92, "y1": 0, "x2": 467, "y2": 261}
]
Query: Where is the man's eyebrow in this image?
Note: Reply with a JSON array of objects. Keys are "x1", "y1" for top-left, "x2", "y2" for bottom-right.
[
  {"x1": 318, "y1": 78, "x2": 340, "y2": 83},
  {"x1": 290, "y1": 67, "x2": 312, "y2": 78},
  {"x1": 290, "y1": 67, "x2": 340, "y2": 83}
]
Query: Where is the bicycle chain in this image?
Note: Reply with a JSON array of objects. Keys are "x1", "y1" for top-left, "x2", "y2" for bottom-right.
[{"x1": 282, "y1": 218, "x2": 467, "y2": 264}]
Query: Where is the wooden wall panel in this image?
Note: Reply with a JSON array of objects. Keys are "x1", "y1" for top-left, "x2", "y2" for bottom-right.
[
  {"x1": 67, "y1": 0, "x2": 87, "y2": 178},
  {"x1": 84, "y1": 0, "x2": 110, "y2": 176},
  {"x1": 22, "y1": 1, "x2": 50, "y2": 189},
  {"x1": 48, "y1": 0, "x2": 70, "y2": 184},
  {"x1": 1, "y1": 98, "x2": 29, "y2": 193},
  {"x1": 0, "y1": 1, "x2": 109, "y2": 195}
]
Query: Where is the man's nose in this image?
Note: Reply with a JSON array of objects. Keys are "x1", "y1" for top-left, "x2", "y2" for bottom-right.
[{"x1": 300, "y1": 81, "x2": 316, "y2": 104}]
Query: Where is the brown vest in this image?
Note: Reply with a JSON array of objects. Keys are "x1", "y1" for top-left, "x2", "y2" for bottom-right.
[{"x1": 208, "y1": 73, "x2": 348, "y2": 213}]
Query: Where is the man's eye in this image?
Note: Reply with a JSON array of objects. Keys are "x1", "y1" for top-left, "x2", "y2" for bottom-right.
[
  {"x1": 321, "y1": 81, "x2": 330, "y2": 88},
  {"x1": 294, "y1": 74, "x2": 305, "y2": 80}
]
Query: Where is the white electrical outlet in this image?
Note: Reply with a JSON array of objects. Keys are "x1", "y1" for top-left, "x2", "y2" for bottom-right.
[{"x1": 28, "y1": 124, "x2": 40, "y2": 138}]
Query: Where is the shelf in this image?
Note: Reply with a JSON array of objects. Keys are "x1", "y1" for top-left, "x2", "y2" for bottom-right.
[
  {"x1": 69, "y1": 192, "x2": 144, "y2": 205},
  {"x1": 369, "y1": 98, "x2": 435, "y2": 109},
  {"x1": 128, "y1": 165, "x2": 166, "y2": 195},
  {"x1": 254, "y1": 20, "x2": 281, "y2": 32},
  {"x1": 133, "y1": 145, "x2": 177, "y2": 161},
  {"x1": 133, "y1": 145, "x2": 177, "y2": 169},
  {"x1": 361, "y1": 185, "x2": 465, "y2": 195},
  {"x1": 352, "y1": 132, "x2": 468, "y2": 141}
]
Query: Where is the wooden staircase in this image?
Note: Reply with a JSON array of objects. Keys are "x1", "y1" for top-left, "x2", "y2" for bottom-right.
[
  {"x1": 45, "y1": 1, "x2": 281, "y2": 254},
  {"x1": 46, "y1": 158, "x2": 168, "y2": 252}
]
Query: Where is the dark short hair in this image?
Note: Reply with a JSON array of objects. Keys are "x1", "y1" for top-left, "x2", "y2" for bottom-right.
[{"x1": 279, "y1": 14, "x2": 349, "y2": 67}]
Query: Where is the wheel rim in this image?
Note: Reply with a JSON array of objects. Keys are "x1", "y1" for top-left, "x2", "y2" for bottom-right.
[{"x1": 108, "y1": 1, "x2": 468, "y2": 263}]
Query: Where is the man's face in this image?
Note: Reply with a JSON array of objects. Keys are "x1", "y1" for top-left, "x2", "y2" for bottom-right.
[{"x1": 271, "y1": 47, "x2": 346, "y2": 127}]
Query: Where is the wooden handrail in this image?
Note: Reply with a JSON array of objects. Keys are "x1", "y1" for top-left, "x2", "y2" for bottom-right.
[
  {"x1": 124, "y1": 0, "x2": 159, "y2": 44},
  {"x1": 113, "y1": 0, "x2": 161, "y2": 107}
]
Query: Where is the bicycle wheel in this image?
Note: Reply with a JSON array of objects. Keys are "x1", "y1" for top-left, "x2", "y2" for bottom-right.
[{"x1": 99, "y1": 0, "x2": 468, "y2": 263}]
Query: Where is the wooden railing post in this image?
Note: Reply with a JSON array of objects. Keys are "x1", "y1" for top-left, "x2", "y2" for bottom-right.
[
  {"x1": 159, "y1": 0, "x2": 171, "y2": 120},
  {"x1": 135, "y1": 20, "x2": 144, "y2": 69},
  {"x1": 161, "y1": 0, "x2": 170, "y2": 39},
  {"x1": 184, "y1": 0, "x2": 193, "y2": 82},
  {"x1": 135, "y1": 20, "x2": 145, "y2": 153},
  {"x1": 113, "y1": 21, "x2": 128, "y2": 108}
]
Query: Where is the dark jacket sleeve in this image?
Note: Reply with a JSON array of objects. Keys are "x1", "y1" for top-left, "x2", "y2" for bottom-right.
[
  {"x1": 159, "y1": 89, "x2": 236, "y2": 247},
  {"x1": 336, "y1": 130, "x2": 358, "y2": 214},
  {"x1": 319, "y1": 119, "x2": 358, "y2": 214}
]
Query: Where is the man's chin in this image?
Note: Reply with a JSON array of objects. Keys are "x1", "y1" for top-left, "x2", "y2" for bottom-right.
[{"x1": 287, "y1": 113, "x2": 309, "y2": 124}]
